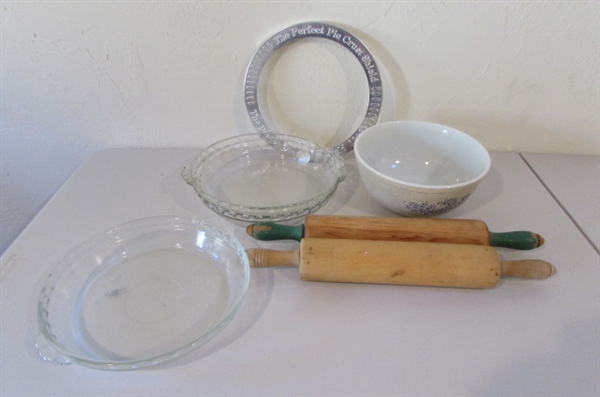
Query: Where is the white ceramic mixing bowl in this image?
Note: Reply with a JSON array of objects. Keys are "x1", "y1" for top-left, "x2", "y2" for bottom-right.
[{"x1": 354, "y1": 121, "x2": 491, "y2": 217}]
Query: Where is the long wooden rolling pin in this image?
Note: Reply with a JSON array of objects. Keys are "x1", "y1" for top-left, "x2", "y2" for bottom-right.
[
  {"x1": 247, "y1": 238, "x2": 556, "y2": 289},
  {"x1": 247, "y1": 215, "x2": 544, "y2": 250}
]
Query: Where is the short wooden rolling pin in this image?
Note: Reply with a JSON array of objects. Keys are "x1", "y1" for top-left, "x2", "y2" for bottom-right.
[
  {"x1": 247, "y1": 215, "x2": 544, "y2": 250},
  {"x1": 246, "y1": 238, "x2": 556, "y2": 289}
]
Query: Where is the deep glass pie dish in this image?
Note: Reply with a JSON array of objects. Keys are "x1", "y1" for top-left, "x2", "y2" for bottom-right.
[
  {"x1": 36, "y1": 216, "x2": 250, "y2": 370},
  {"x1": 182, "y1": 134, "x2": 346, "y2": 222}
]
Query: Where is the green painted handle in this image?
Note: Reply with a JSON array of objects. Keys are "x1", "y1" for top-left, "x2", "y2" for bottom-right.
[
  {"x1": 246, "y1": 223, "x2": 304, "y2": 242},
  {"x1": 489, "y1": 231, "x2": 544, "y2": 250}
]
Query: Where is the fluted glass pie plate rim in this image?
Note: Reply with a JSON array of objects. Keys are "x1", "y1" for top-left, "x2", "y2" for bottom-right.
[
  {"x1": 182, "y1": 133, "x2": 347, "y2": 222},
  {"x1": 36, "y1": 216, "x2": 250, "y2": 371}
]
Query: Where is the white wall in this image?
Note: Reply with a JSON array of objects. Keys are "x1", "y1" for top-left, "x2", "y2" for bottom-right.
[{"x1": 1, "y1": 1, "x2": 598, "y2": 253}]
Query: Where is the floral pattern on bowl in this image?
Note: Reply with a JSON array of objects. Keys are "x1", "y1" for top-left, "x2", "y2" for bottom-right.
[{"x1": 404, "y1": 194, "x2": 472, "y2": 216}]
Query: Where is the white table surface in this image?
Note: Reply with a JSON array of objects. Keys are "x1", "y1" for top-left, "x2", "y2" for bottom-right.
[
  {"x1": 1, "y1": 148, "x2": 599, "y2": 396},
  {"x1": 521, "y1": 153, "x2": 600, "y2": 253}
]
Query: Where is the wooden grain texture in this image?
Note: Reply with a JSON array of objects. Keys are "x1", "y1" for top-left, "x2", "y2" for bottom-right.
[
  {"x1": 304, "y1": 215, "x2": 491, "y2": 245},
  {"x1": 247, "y1": 248, "x2": 299, "y2": 268},
  {"x1": 299, "y1": 238, "x2": 500, "y2": 289},
  {"x1": 501, "y1": 259, "x2": 556, "y2": 279}
]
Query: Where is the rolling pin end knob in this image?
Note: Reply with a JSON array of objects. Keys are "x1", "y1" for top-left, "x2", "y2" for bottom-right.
[
  {"x1": 535, "y1": 234, "x2": 545, "y2": 247},
  {"x1": 246, "y1": 248, "x2": 299, "y2": 268},
  {"x1": 501, "y1": 259, "x2": 556, "y2": 279},
  {"x1": 246, "y1": 248, "x2": 263, "y2": 268}
]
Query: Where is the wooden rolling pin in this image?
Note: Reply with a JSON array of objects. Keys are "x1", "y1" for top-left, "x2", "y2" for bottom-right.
[
  {"x1": 247, "y1": 215, "x2": 544, "y2": 250},
  {"x1": 247, "y1": 238, "x2": 556, "y2": 289}
]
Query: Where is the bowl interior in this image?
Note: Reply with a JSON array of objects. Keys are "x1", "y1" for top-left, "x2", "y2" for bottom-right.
[
  {"x1": 37, "y1": 216, "x2": 250, "y2": 370},
  {"x1": 355, "y1": 122, "x2": 490, "y2": 187}
]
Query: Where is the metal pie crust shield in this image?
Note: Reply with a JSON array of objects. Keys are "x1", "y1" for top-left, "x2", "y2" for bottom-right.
[{"x1": 243, "y1": 21, "x2": 383, "y2": 154}]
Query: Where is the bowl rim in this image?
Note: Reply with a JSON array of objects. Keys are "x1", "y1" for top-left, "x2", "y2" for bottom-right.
[
  {"x1": 183, "y1": 133, "x2": 346, "y2": 221},
  {"x1": 354, "y1": 120, "x2": 491, "y2": 190},
  {"x1": 36, "y1": 215, "x2": 250, "y2": 370}
]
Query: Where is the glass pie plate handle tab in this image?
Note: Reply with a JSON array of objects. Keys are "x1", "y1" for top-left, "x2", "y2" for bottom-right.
[{"x1": 36, "y1": 216, "x2": 250, "y2": 371}]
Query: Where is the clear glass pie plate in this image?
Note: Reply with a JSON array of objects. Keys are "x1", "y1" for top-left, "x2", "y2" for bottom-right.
[
  {"x1": 182, "y1": 134, "x2": 346, "y2": 222},
  {"x1": 36, "y1": 216, "x2": 250, "y2": 370}
]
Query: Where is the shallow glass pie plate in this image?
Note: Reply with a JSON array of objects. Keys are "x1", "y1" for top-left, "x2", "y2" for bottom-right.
[
  {"x1": 36, "y1": 216, "x2": 250, "y2": 370},
  {"x1": 182, "y1": 134, "x2": 346, "y2": 222}
]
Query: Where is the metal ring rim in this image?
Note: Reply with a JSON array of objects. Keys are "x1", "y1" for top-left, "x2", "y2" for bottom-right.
[{"x1": 243, "y1": 21, "x2": 383, "y2": 154}]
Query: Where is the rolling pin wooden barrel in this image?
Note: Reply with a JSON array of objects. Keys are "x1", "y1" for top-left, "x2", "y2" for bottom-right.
[
  {"x1": 247, "y1": 238, "x2": 556, "y2": 289},
  {"x1": 247, "y1": 215, "x2": 544, "y2": 250}
]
